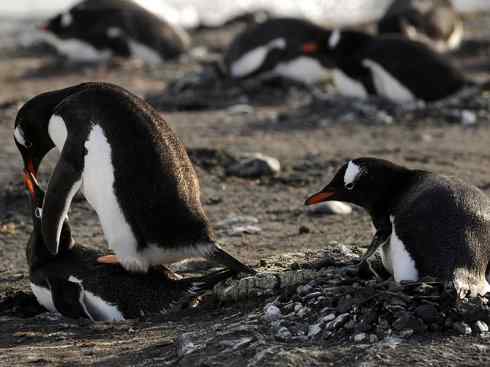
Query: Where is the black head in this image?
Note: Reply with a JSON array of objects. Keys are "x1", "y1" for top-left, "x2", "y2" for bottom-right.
[
  {"x1": 24, "y1": 171, "x2": 73, "y2": 269},
  {"x1": 305, "y1": 158, "x2": 415, "y2": 213},
  {"x1": 14, "y1": 84, "x2": 90, "y2": 177}
]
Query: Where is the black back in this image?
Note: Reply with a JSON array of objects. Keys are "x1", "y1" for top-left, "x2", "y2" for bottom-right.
[
  {"x1": 45, "y1": 0, "x2": 188, "y2": 59},
  {"x1": 333, "y1": 31, "x2": 469, "y2": 101},
  {"x1": 224, "y1": 17, "x2": 331, "y2": 78},
  {"x1": 48, "y1": 82, "x2": 213, "y2": 250}
]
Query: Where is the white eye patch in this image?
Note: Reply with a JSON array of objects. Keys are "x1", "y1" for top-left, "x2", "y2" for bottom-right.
[
  {"x1": 14, "y1": 127, "x2": 27, "y2": 147},
  {"x1": 35, "y1": 207, "x2": 43, "y2": 218},
  {"x1": 61, "y1": 12, "x2": 73, "y2": 27},
  {"x1": 328, "y1": 30, "x2": 341, "y2": 49},
  {"x1": 344, "y1": 161, "x2": 361, "y2": 187}
]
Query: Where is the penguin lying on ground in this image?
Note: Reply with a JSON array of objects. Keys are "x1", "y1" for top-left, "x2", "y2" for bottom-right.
[
  {"x1": 23, "y1": 172, "x2": 233, "y2": 321},
  {"x1": 378, "y1": 0, "x2": 463, "y2": 53},
  {"x1": 302, "y1": 28, "x2": 474, "y2": 103},
  {"x1": 41, "y1": 0, "x2": 190, "y2": 64},
  {"x1": 224, "y1": 17, "x2": 472, "y2": 103},
  {"x1": 305, "y1": 157, "x2": 490, "y2": 298},
  {"x1": 224, "y1": 18, "x2": 332, "y2": 84},
  {"x1": 14, "y1": 82, "x2": 255, "y2": 278}
]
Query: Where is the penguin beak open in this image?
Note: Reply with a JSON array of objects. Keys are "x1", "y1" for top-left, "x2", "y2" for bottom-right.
[{"x1": 305, "y1": 190, "x2": 336, "y2": 205}]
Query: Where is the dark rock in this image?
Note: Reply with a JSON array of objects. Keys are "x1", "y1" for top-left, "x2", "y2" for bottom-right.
[
  {"x1": 415, "y1": 304, "x2": 441, "y2": 324},
  {"x1": 392, "y1": 312, "x2": 426, "y2": 332}
]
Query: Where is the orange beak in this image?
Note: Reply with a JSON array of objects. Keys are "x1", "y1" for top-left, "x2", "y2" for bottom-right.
[
  {"x1": 303, "y1": 42, "x2": 319, "y2": 54},
  {"x1": 305, "y1": 190, "x2": 335, "y2": 205},
  {"x1": 23, "y1": 170, "x2": 36, "y2": 200}
]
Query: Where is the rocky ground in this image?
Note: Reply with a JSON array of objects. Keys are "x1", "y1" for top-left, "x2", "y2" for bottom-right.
[{"x1": 0, "y1": 12, "x2": 490, "y2": 367}]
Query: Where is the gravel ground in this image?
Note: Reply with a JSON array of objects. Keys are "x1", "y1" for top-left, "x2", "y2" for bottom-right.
[{"x1": 0, "y1": 12, "x2": 490, "y2": 367}]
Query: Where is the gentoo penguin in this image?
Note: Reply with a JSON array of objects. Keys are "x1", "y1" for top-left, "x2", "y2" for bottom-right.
[
  {"x1": 41, "y1": 0, "x2": 190, "y2": 63},
  {"x1": 23, "y1": 172, "x2": 233, "y2": 321},
  {"x1": 378, "y1": 0, "x2": 463, "y2": 53},
  {"x1": 302, "y1": 29, "x2": 472, "y2": 103},
  {"x1": 305, "y1": 158, "x2": 490, "y2": 298},
  {"x1": 224, "y1": 18, "x2": 332, "y2": 84},
  {"x1": 13, "y1": 82, "x2": 254, "y2": 276}
]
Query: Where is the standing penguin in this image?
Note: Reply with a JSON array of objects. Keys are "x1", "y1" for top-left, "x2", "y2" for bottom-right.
[
  {"x1": 41, "y1": 0, "x2": 190, "y2": 63},
  {"x1": 305, "y1": 157, "x2": 490, "y2": 298},
  {"x1": 302, "y1": 29, "x2": 473, "y2": 103},
  {"x1": 23, "y1": 172, "x2": 233, "y2": 321},
  {"x1": 224, "y1": 18, "x2": 332, "y2": 84},
  {"x1": 14, "y1": 82, "x2": 254, "y2": 276},
  {"x1": 378, "y1": 0, "x2": 463, "y2": 53}
]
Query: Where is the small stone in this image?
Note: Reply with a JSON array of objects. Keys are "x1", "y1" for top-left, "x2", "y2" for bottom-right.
[
  {"x1": 414, "y1": 304, "x2": 440, "y2": 324},
  {"x1": 474, "y1": 320, "x2": 489, "y2": 333},
  {"x1": 229, "y1": 225, "x2": 262, "y2": 236},
  {"x1": 453, "y1": 321, "x2": 472, "y2": 335},
  {"x1": 461, "y1": 110, "x2": 477, "y2": 126},
  {"x1": 299, "y1": 225, "x2": 310, "y2": 234},
  {"x1": 369, "y1": 334, "x2": 378, "y2": 343},
  {"x1": 226, "y1": 153, "x2": 280, "y2": 178},
  {"x1": 297, "y1": 285, "x2": 312, "y2": 296},
  {"x1": 216, "y1": 215, "x2": 258, "y2": 228},
  {"x1": 227, "y1": 104, "x2": 255, "y2": 115},
  {"x1": 353, "y1": 332, "x2": 367, "y2": 342},
  {"x1": 296, "y1": 307, "x2": 310, "y2": 318},
  {"x1": 176, "y1": 333, "x2": 196, "y2": 357},
  {"x1": 322, "y1": 313, "x2": 336, "y2": 323},
  {"x1": 399, "y1": 329, "x2": 414, "y2": 338},
  {"x1": 325, "y1": 313, "x2": 350, "y2": 330},
  {"x1": 308, "y1": 323, "x2": 323, "y2": 337},
  {"x1": 306, "y1": 201, "x2": 352, "y2": 216},
  {"x1": 275, "y1": 326, "x2": 292, "y2": 341},
  {"x1": 264, "y1": 304, "x2": 282, "y2": 322}
]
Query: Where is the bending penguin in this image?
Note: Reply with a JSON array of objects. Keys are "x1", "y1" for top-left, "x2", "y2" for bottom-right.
[
  {"x1": 41, "y1": 0, "x2": 190, "y2": 63},
  {"x1": 224, "y1": 18, "x2": 332, "y2": 84},
  {"x1": 305, "y1": 157, "x2": 490, "y2": 298},
  {"x1": 23, "y1": 172, "x2": 233, "y2": 321},
  {"x1": 14, "y1": 82, "x2": 255, "y2": 277},
  {"x1": 378, "y1": 0, "x2": 463, "y2": 53}
]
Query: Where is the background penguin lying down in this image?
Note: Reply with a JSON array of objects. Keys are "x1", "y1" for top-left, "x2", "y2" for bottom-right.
[
  {"x1": 305, "y1": 157, "x2": 490, "y2": 298},
  {"x1": 40, "y1": 0, "x2": 190, "y2": 63},
  {"x1": 24, "y1": 172, "x2": 233, "y2": 321}
]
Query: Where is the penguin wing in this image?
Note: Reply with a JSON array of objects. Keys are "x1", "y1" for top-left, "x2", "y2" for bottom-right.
[
  {"x1": 42, "y1": 152, "x2": 82, "y2": 255},
  {"x1": 48, "y1": 277, "x2": 95, "y2": 320}
]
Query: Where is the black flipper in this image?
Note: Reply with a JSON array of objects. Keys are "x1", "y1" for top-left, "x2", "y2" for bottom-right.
[
  {"x1": 358, "y1": 227, "x2": 392, "y2": 265},
  {"x1": 42, "y1": 155, "x2": 82, "y2": 255},
  {"x1": 206, "y1": 243, "x2": 256, "y2": 275},
  {"x1": 48, "y1": 277, "x2": 94, "y2": 320}
]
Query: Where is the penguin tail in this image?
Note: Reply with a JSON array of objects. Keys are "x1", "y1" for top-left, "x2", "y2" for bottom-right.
[
  {"x1": 187, "y1": 268, "x2": 235, "y2": 294},
  {"x1": 206, "y1": 243, "x2": 256, "y2": 275}
]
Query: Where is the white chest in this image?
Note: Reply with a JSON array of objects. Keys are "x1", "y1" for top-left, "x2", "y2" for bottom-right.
[
  {"x1": 379, "y1": 216, "x2": 419, "y2": 282},
  {"x1": 273, "y1": 57, "x2": 328, "y2": 84},
  {"x1": 49, "y1": 36, "x2": 112, "y2": 62},
  {"x1": 82, "y1": 125, "x2": 138, "y2": 255},
  {"x1": 362, "y1": 59, "x2": 416, "y2": 103},
  {"x1": 332, "y1": 69, "x2": 368, "y2": 98},
  {"x1": 128, "y1": 39, "x2": 162, "y2": 65}
]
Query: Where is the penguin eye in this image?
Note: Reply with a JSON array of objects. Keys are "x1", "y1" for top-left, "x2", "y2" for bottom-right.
[
  {"x1": 34, "y1": 208, "x2": 42, "y2": 218},
  {"x1": 345, "y1": 182, "x2": 355, "y2": 190}
]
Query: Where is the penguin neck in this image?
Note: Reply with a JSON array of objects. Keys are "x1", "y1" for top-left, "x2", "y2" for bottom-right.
[
  {"x1": 367, "y1": 168, "x2": 422, "y2": 222},
  {"x1": 329, "y1": 31, "x2": 373, "y2": 62}
]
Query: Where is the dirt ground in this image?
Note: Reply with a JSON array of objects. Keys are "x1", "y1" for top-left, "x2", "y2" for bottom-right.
[{"x1": 1, "y1": 12, "x2": 490, "y2": 366}]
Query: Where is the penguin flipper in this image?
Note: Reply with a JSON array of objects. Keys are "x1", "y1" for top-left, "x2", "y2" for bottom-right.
[
  {"x1": 42, "y1": 155, "x2": 82, "y2": 255},
  {"x1": 358, "y1": 228, "x2": 391, "y2": 264},
  {"x1": 48, "y1": 277, "x2": 94, "y2": 320},
  {"x1": 206, "y1": 243, "x2": 256, "y2": 275}
]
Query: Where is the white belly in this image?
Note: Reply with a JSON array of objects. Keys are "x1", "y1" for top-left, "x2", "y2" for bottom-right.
[
  {"x1": 362, "y1": 59, "x2": 416, "y2": 103},
  {"x1": 273, "y1": 57, "x2": 328, "y2": 84},
  {"x1": 82, "y1": 125, "x2": 146, "y2": 270},
  {"x1": 43, "y1": 33, "x2": 112, "y2": 62},
  {"x1": 379, "y1": 216, "x2": 419, "y2": 282},
  {"x1": 31, "y1": 283, "x2": 57, "y2": 313},
  {"x1": 333, "y1": 69, "x2": 368, "y2": 98}
]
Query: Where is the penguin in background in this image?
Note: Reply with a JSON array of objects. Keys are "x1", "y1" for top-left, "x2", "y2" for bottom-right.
[
  {"x1": 378, "y1": 0, "x2": 464, "y2": 53},
  {"x1": 13, "y1": 82, "x2": 255, "y2": 278},
  {"x1": 40, "y1": 0, "x2": 190, "y2": 64},
  {"x1": 305, "y1": 157, "x2": 490, "y2": 298},
  {"x1": 301, "y1": 28, "x2": 474, "y2": 103},
  {"x1": 23, "y1": 171, "x2": 233, "y2": 321},
  {"x1": 224, "y1": 17, "x2": 333, "y2": 84}
]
